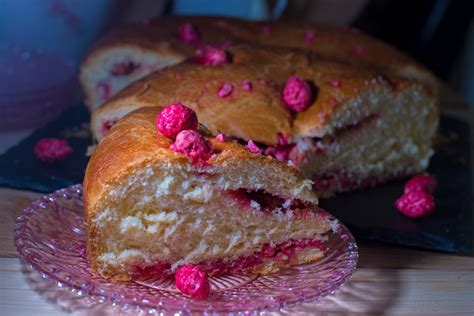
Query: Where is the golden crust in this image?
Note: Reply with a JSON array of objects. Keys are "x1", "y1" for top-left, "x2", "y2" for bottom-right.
[{"x1": 92, "y1": 61, "x2": 293, "y2": 144}]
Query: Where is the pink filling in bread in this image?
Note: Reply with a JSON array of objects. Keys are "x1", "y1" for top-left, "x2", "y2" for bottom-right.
[
  {"x1": 132, "y1": 238, "x2": 327, "y2": 277},
  {"x1": 101, "y1": 119, "x2": 117, "y2": 135}
]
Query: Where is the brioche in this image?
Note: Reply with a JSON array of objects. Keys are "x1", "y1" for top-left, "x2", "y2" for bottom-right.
[{"x1": 84, "y1": 106, "x2": 334, "y2": 281}]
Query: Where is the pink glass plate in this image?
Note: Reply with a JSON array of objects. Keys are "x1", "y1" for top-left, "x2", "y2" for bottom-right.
[{"x1": 14, "y1": 184, "x2": 358, "y2": 314}]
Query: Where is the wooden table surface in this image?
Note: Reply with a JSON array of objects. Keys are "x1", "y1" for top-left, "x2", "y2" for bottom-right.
[{"x1": 1, "y1": 90, "x2": 473, "y2": 315}]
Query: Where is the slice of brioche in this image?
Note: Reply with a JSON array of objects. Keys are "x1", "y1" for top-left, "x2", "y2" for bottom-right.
[{"x1": 84, "y1": 106, "x2": 333, "y2": 281}]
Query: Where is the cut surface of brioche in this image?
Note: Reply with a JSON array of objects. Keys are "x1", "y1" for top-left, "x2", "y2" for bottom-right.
[
  {"x1": 91, "y1": 46, "x2": 438, "y2": 197},
  {"x1": 84, "y1": 107, "x2": 333, "y2": 281},
  {"x1": 295, "y1": 81, "x2": 437, "y2": 196},
  {"x1": 80, "y1": 45, "x2": 184, "y2": 108},
  {"x1": 81, "y1": 16, "x2": 438, "y2": 110}
]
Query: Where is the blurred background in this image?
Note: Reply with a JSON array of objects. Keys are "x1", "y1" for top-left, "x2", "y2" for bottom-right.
[{"x1": 0, "y1": 0, "x2": 473, "y2": 132}]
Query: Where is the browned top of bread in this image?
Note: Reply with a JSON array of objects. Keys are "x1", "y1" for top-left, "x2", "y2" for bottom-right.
[
  {"x1": 93, "y1": 45, "x2": 432, "y2": 144},
  {"x1": 84, "y1": 106, "x2": 316, "y2": 219},
  {"x1": 83, "y1": 15, "x2": 438, "y2": 90},
  {"x1": 93, "y1": 60, "x2": 292, "y2": 144}
]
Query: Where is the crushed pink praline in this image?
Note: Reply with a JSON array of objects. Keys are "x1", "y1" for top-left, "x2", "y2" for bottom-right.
[
  {"x1": 156, "y1": 103, "x2": 198, "y2": 139},
  {"x1": 217, "y1": 83, "x2": 233, "y2": 98},
  {"x1": 34, "y1": 138, "x2": 73, "y2": 163},
  {"x1": 175, "y1": 265, "x2": 210, "y2": 299},
  {"x1": 202, "y1": 48, "x2": 229, "y2": 66},
  {"x1": 171, "y1": 130, "x2": 212, "y2": 163},
  {"x1": 247, "y1": 140, "x2": 262, "y2": 154},
  {"x1": 283, "y1": 75, "x2": 312, "y2": 112},
  {"x1": 242, "y1": 80, "x2": 252, "y2": 91},
  {"x1": 215, "y1": 133, "x2": 226, "y2": 142},
  {"x1": 178, "y1": 22, "x2": 200, "y2": 44}
]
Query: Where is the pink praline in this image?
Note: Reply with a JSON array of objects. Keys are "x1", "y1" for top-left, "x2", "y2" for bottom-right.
[
  {"x1": 171, "y1": 130, "x2": 213, "y2": 163},
  {"x1": 156, "y1": 103, "x2": 198, "y2": 139},
  {"x1": 215, "y1": 133, "x2": 226, "y2": 142},
  {"x1": 283, "y1": 76, "x2": 312, "y2": 112},
  {"x1": 178, "y1": 22, "x2": 200, "y2": 44},
  {"x1": 34, "y1": 138, "x2": 73, "y2": 163},
  {"x1": 247, "y1": 140, "x2": 262, "y2": 154},
  {"x1": 242, "y1": 80, "x2": 252, "y2": 91},
  {"x1": 202, "y1": 48, "x2": 229, "y2": 66},
  {"x1": 217, "y1": 83, "x2": 233, "y2": 98},
  {"x1": 175, "y1": 265, "x2": 210, "y2": 299},
  {"x1": 395, "y1": 191, "x2": 435, "y2": 218}
]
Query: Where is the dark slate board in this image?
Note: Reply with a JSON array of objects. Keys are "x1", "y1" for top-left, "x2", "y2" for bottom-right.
[
  {"x1": 320, "y1": 114, "x2": 473, "y2": 254},
  {"x1": 0, "y1": 106, "x2": 472, "y2": 253},
  {"x1": 0, "y1": 104, "x2": 91, "y2": 192}
]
